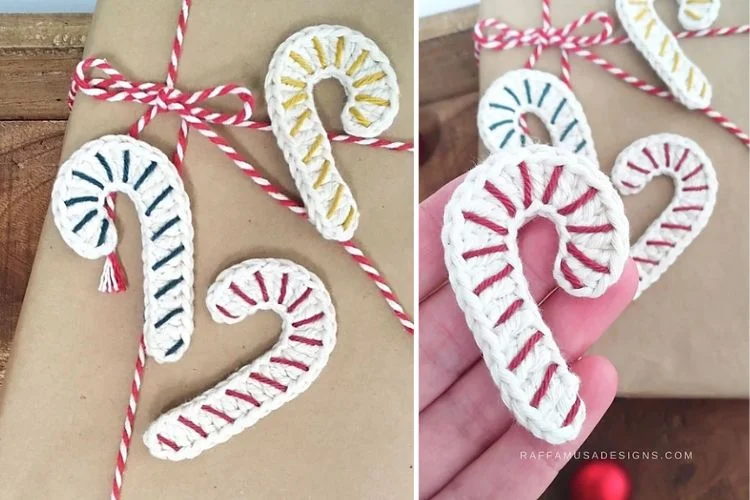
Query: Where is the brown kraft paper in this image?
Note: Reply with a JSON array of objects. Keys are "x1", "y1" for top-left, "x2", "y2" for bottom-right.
[
  {"x1": 0, "y1": 0, "x2": 414, "y2": 497},
  {"x1": 478, "y1": 0, "x2": 749, "y2": 398}
]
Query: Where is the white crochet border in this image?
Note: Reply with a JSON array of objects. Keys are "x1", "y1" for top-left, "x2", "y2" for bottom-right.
[
  {"x1": 611, "y1": 133, "x2": 718, "y2": 299},
  {"x1": 265, "y1": 24, "x2": 400, "y2": 242},
  {"x1": 50, "y1": 135, "x2": 194, "y2": 364},
  {"x1": 616, "y1": 0, "x2": 713, "y2": 110},
  {"x1": 478, "y1": 69, "x2": 598, "y2": 166},
  {"x1": 442, "y1": 145, "x2": 629, "y2": 444},
  {"x1": 143, "y1": 258, "x2": 337, "y2": 461}
]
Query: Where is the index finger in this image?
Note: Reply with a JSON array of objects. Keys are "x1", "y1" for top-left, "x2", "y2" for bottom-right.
[{"x1": 419, "y1": 173, "x2": 467, "y2": 300}]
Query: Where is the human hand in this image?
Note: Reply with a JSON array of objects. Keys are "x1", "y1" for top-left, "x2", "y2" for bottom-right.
[{"x1": 418, "y1": 173, "x2": 638, "y2": 499}]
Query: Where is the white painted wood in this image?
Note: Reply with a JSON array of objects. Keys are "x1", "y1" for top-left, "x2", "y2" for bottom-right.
[
  {"x1": 0, "y1": 0, "x2": 95, "y2": 13},
  {"x1": 420, "y1": 0, "x2": 479, "y2": 18}
]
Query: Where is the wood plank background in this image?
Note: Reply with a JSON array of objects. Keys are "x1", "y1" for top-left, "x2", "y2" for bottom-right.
[
  {"x1": 0, "y1": 15, "x2": 87, "y2": 387},
  {"x1": 0, "y1": 13, "x2": 747, "y2": 500}
]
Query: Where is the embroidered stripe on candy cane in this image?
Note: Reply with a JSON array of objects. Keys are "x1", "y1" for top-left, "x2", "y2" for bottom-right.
[
  {"x1": 51, "y1": 135, "x2": 194, "y2": 363},
  {"x1": 611, "y1": 133, "x2": 718, "y2": 299},
  {"x1": 616, "y1": 0, "x2": 712, "y2": 110},
  {"x1": 442, "y1": 145, "x2": 629, "y2": 444},
  {"x1": 676, "y1": 0, "x2": 721, "y2": 31},
  {"x1": 143, "y1": 258, "x2": 336, "y2": 461},
  {"x1": 265, "y1": 25, "x2": 400, "y2": 242},
  {"x1": 478, "y1": 69, "x2": 598, "y2": 166}
]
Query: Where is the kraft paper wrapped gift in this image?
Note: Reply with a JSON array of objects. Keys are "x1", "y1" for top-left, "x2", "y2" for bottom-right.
[
  {"x1": 478, "y1": 0, "x2": 748, "y2": 397},
  {"x1": 0, "y1": 0, "x2": 414, "y2": 497}
]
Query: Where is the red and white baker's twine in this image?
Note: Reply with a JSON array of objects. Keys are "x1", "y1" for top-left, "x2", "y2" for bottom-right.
[
  {"x1": 67, "y1": 0, "x2": 413, "y2": 497},
  {"x1": 111, "y1": 336, "x2": 146, "y2": 499},
  {"x1": 473, "y1": 0, "x2": 750, "y2": 147}
]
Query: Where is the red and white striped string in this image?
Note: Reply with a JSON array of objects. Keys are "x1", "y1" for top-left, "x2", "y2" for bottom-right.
[
  {"x1": 111, "y1": 336, "x2": 145, "y2": 500},
  {"x1": 67, "y1": 0, "x2": 413, "y2": 497},
  {"x1": 473, "y1": 0, "x2": 750, "y2": 147}
]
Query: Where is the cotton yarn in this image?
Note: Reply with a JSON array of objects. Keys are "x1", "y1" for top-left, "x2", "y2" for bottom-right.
[
  {"x1": 265, "y1": 25, "x2": 400, "y2": 242},
  {"x1": 51, "y1": 134, "x2": 194, "y2": 364},
  {"x1": 442, "y1": 145, "x2": 629, "y2": 444},
  {"x1": 143, "y1": 258, "x2": 337, "y2": 461},
  {"x1": 616, "y1": 0, "x2": 714, "y2": 110},
  {"x1": 676, "y1": 0, "x2": 721, "y2": 31},
  {"x1": 611, "y1": 133, "x2": 718, "y2": 299},
  {"x1": 478, "y1": 69, "x2": 598, "y2": 165}
]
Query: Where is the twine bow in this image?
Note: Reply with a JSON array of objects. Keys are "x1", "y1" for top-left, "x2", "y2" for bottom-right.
[
  {"x1": 69, "y1": 57, "x2": 259, "y2": 293},
  {"x1": 68, "y1": 56, "x2": 416, "y2": 297},
  {"x1": 474, "y1": 11, "x2": 615, "y2": 88},
  {"x1": 70, "y1": 57, "x2": 256, "y2": 152},
  {"x1": 472, "y1": 0, "x2": 750, "y2": 146}
]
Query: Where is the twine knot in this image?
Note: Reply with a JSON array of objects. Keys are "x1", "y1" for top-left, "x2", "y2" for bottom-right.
[
  {"x1": 473, "y1": 11, "x2": 614, "y2": 57},
  {"x1": 69, "y1": 57, "x2": 256, "y2": 129}
]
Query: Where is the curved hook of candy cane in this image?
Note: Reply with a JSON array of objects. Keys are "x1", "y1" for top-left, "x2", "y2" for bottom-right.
[
  {"x1": 442, "y1": 145, "x2": 629, "y2": 444},
  {"x1": 617, "y1": 0, "x2": 713, "y2": 110},
  {"x1": 676, "y1": 0, "x2": 721, "y2": 31},
  {"x1": 611, "y1": 133, "x2": 718, "y2": 299},
  {"x1": 265, "y1": 24, "x2": 400, "y2": 242},
  {"x1": 143, "y1": 258, "x2": 337, "y2": 461},
  {"x1": 50, "y1": 135, "x2": 194, "y2": 364},
  {"x1": 478, "y1": 69, "x2": 598, "y2": 166}
]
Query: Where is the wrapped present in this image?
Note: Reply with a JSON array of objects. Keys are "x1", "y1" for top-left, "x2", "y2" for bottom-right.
[
  {"x1": 0, "y1": 0, "x2": 414, "y2": 497},
  {"x1": 476, "y1": 0, "x2": 748, "y2": 397}
]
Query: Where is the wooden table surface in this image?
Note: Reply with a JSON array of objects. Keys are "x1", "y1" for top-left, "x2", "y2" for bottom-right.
[
  {"x1": 0, "y1": 14, "x2": 747, "y2": 500},
  {"x1": 419, "y1": 30, "x2": 749, "y2": 500}
]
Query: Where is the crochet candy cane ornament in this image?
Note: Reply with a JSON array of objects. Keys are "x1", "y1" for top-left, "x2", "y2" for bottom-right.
[
  {"x1": 477, "y1": 68, "x2": 718, "y2": 300},
  {"x1": 611, "y1": 133, "x2": 718, "y2": 299},
  {"x1": 478, "y1": 69, "x2": 598, "y2": 165},
  {"x1": 265, "y1": 25, "x2": 399, "y2": 241},
  {"x1": 51, "y1": 135, "x2": 194, "y2": 363},
  {"x1": 616, "y1": 0, "x2": 714, "y2": 110},
  {"x1": 442, "y1": 145, "x2": 629, "y2": 444},
  {"x1": 62, "y1": 1, "x2": 413, "y2": 496},
  {"x1": 144, "y1": 258, "x2": 336, "y2": 461}
]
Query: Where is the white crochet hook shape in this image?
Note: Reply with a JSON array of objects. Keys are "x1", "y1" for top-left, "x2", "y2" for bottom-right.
[
  {"x1": 676, "y1": 0, "x2": 721, "y2": 31},
  {"x1": 611, "y1": 133, "x2": 718, "y2": 299},
  {"x1": 143, "y1": 258, "x2": 337, "y2": 461},
  {"x1": 478, "y1": 69, "x2": 598, "y2": 166},
  {"x1": 265, "y1": 24, "x2": 400, "y2": 242},
  {"x1": 51, "y1": 134, "x2": 194, "y2": 364},
  {"x1": 442, "y1": 145, "x2": 629, "y2": 444},
  {"x1": 617, "y1": 0, "x2": 713, "y2": 110}
]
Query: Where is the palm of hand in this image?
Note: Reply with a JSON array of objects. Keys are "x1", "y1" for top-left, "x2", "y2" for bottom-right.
[{"x1": 418, "y1": 174, "x2": 637, "y2": 499}]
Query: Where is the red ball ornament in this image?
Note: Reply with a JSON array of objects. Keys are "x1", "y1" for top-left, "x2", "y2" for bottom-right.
[{"x1": 569, "y1": 460, "x2": 631, "y2": 500}]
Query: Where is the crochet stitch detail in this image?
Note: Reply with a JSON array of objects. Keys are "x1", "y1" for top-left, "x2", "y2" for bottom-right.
[
  {"x1": 265, "y1": 25, "x2": 400, "y2": 242},
  {"x1": 616, "y1": 0, "x2": 713, "y2": 109},
  {"x1": 611, "y1": 133, "x2": 718, "y2": 299},
  {"x1": 51, "y1": 135, "x2": 194, "y2": 363},
  {"x1": 478, "y1": 69, "x2": 598, "y2": 165},
  {"x1": 143, "y1": 258, "x2": 337, "y2": 461},
  {"x1": 442, "y1": 145, "x2": 629, "y2": 444},
  {"x1": 676, "y1": 0, "x2": 721, "y2": 31}
]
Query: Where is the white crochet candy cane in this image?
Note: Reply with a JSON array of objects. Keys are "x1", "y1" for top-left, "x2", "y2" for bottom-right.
[
  {"x1": 478, "y1": 69, "x2": 598, "y2": 165},
  {"x1": 143, "y1": 258, "x2": 336, "y2": 460},
  {"x1": 611, "y1": 133, "x2": 718, "y2": 299},
  {"x1": 676, "y1": 0, "x2": 721, "y2": 31},
  {"x1": 616, "y1": 0, "x2": 713, "y2": 110},
  {"x1": 51, "y1": 135, "x2": 194, "y2": 363},
  {"x1": 265, "y1": 25, "x2": 400, "y2": 242},
  {"x1": 442, "y1": 145, "x2": 629, "y2": 444}
]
